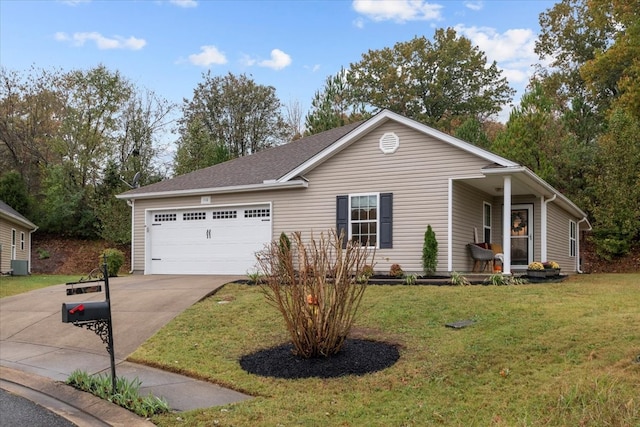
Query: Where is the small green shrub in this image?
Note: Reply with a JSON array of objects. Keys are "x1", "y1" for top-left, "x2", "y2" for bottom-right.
[
  {"x1": 422, "y1": 225, "x2": 438, "y2": 275},
  {"x1": 450, "y1": 271, "x2": 470, "y2": 286},
  {"x1": 67, "y1": 369, "x2": 169, "y2": 417},
  {"x1": 36, "y1": 248, "x2": 50, "y2": 259},
  {"x1": 100, "y1": 248, "x2": 124, "y2": 277},
  {"x1": 389, "y1": 263, "x2": 404, "y2": 278},
  {"x1": 404, "y1": 274, "x2": 418, "y2": 285},
  {"x1": 484, "y1": 274, "x2": 525, "y2": 286}
]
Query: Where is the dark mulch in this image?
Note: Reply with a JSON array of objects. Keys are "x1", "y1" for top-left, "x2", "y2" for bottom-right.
[{"x1": 239, "y1": 338, "x2": 400, "y2": 379}]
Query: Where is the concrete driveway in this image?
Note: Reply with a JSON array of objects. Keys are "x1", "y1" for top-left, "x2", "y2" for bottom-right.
[{"x1": 0, "y1": 274, "x2": 242, "y2": 380}]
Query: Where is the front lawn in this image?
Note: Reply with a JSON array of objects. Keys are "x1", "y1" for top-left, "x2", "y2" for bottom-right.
[
  {"x1": 0, "y1": 274, "x2": 82, "y2": 298},
  {"x1": 130, "y1": 274, "x2": 640, "y2": 426}
]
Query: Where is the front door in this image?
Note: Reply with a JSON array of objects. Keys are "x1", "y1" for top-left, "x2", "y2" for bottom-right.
[{"x1": 510, "y1": 204, "x2": 533, "y2": 267}]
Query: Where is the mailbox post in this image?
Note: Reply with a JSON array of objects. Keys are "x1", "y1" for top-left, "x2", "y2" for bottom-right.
[{"x1": 61, "y1": 256, "x2": 116, "y2": 394}]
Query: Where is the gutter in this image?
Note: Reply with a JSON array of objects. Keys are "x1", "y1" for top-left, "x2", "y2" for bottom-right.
[{"x1": 116, "y1": 179, "x2": 308, "y2": 200}]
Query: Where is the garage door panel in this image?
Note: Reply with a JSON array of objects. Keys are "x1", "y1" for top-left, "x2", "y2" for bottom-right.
[{"x1": 148, "y1": 205, "x2": 271, "y2": 275}]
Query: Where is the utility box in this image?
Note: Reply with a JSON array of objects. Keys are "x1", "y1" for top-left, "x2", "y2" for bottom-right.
[
  {"x1": 62, "y1": 301, "x2": 110, "y2": 323},
  {"x1": 10, "y1": 260, "x2": 29, "y2": 276}
]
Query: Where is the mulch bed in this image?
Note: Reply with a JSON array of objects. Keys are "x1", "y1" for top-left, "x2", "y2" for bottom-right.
[{"x1": 239, "y1": 338, "x2": 400, "y2": 379}]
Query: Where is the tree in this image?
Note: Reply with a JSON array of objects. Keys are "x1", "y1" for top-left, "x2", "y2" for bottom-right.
[
  {"x1": 492, "y1": 83, "x2": 566, "y2": 187},
  {"x1": 174, "y1": 118, "x2": 230, "y2": 175},
  {"x1": 1, "y1": 65, "x2": 173, "y2": 240},
  {"x1": 175, "y1": 72, "x2": 287, "y2": 174},
  {"x1": 0, "y1": 171, "x2": 33, "y2": 217},
  {"x1": 0, "y1": 67, "x2": 65, "y2": 196},
  {"x1": 454, "y1": 117, "x2": 491, "y2": 149},
  {"x1": 586, "y1": 109, "x2": 640, "y2": 259},
  {"x1": 283, "y1": 99, "x2": 305, "y2": 141},
  {"x1": 347, "y1": 29, "x2": 515, "y2": 132},
  {"x1": 304, "y1": 68, "x2": 369, "y2": 136}
]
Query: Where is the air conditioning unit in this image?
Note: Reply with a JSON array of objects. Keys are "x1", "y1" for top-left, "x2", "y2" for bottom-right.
[{"x1": 10, "y1": 260, "x2": 29, "y2": 276}]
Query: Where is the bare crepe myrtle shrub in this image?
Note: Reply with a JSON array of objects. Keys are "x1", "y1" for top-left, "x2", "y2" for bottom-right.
[{"x1": 256, "y1": 230, "x2": 374, "y2": 358}]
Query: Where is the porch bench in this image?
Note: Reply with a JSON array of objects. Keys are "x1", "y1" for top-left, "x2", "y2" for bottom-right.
[{"x1": 467, "y1": 243, "x2": 494, "y2": 272}]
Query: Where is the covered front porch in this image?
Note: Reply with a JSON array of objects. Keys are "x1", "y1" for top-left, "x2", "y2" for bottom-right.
[{"x1": 448, "y1": 166, "x2": 590, "y2": 275}]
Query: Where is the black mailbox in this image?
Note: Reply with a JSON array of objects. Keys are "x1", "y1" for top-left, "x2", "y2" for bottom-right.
[{"x1": 62, "y1": 301, "x2": 110, "y2": 323}]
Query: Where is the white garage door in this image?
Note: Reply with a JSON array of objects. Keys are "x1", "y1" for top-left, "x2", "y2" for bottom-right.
[{"x1": 147, "y1": 205, "x2": 272, "y2": 275}]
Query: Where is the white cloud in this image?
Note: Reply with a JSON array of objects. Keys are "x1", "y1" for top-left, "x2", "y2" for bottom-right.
[
  {"x1": 54, "y1": 32, "x2": 146, "y2": 50},
  {"x1": 239, "y1": 53, "x2": 257, "y2": 67},
  {"x1": 463, "y1": 1, "x2": 483, "y2": 11},
  {"x1": 188, "y1": 45, "x2": 227, "y2": 66},
  {"x1": 454, "y1": 25, "x2": 538, "y2": 84},
  {"x1": 304, "y1": 64, "x2": 321, "y2": 72},
  {"x1": 258, "y1": 49, "x2": 292, "y2": 70},
  {"x1": 59, "y1": 0, "x2": 91, "y2": 5},
  {"x1": 353, "y1": 17, "x2": 365, "y2": 29},
  {"x1": 352, "y1": 0, "x2": 442, "y2": 23},
  {"x1": 169, "y1": 0, "x2": 197, "y2": 7}
]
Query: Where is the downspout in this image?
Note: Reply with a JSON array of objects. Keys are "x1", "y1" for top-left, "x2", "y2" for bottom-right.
[
  {"x1": 127, "y1": 199, "x2": 135, "y2": 274},
  {"x1": 576, "y1": 217, "x2": 589, "y2": 273},
  {"x1": 540, "y1": 194, "x2": 557, "y2": 263},
  {"x1": 447, "y1": 179, "x2": 453, "y2": 272},
  {"x1": 28, "y1": 226, "x2": 39, "y2": 274}
]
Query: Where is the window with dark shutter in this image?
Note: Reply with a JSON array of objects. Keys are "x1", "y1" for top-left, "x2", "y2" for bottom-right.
[{"x1": 336, "y1": 193, "x2": 393, "y2": 249}]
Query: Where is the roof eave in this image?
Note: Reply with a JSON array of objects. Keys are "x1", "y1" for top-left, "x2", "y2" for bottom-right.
[
  {"x1": 0, "y1": 212, "x2": 38, "y2": 230},
  {"x1": 483, "y1": 166, "x2": 589, "y2": 220},
  {"x1": 116, "y1": 179, "x2": 308, "y2": 200}
]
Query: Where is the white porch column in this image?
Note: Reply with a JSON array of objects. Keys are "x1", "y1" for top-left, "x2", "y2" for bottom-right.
[
  {"x1": 541, "y1": 194, "x2": 556, "y2": 263},
  {"x1": 540, "y1": 196, "x2": 547, "y2": 263},
  {"x1": 502, "y1": 176, "x2": 512, "y2": 275}
]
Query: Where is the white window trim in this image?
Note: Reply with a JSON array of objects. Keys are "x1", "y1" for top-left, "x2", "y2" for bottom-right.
[
  {"x1": 569, "y1": 220, "x2": 577, "y2": 257},
  {"x1": 11, "y1": 229, "x2": 16, "y2": 260},
  {"x1": 348, "y1": 193, "x2": 380, "y2": 249},
  {"x1": 20, "y1": 232, "x2": 25, "y2": 251},
  {"x1": 483, "y1": 202, "x2": 492, "y2": 243}
]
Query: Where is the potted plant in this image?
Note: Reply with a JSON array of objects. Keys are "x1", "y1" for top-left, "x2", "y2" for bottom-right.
[
  {"x1": 543, "y1": 261, "x2": 560, "y2": 276},
  {"x1": 527, "y1": 262, "x2": 546, "y2": 278}
]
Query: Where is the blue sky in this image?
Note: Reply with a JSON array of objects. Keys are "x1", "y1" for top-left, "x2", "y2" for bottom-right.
[{"x1": 1, "y1": 0, "x2": 556, "y2": 123}]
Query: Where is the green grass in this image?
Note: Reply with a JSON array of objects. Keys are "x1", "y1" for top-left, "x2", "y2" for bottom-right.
[
  {"x1": 0, "y1": 274, "x2": 82, "y2": 298},
  {"x1": 130, "y1": 274, "x2": 640, "y2": 426}
]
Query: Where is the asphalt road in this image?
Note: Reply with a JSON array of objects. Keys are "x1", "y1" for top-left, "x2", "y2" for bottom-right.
[{"x1": 0, "y1": 388, "x2": 76, "y2": 427}]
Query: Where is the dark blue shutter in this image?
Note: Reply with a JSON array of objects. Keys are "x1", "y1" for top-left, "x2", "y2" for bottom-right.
[
  {"x1": 379, "y1": 193, "x2": 393, "y2": 249},
  {"x1": 336, "y1": 195, "x2": 349, "y2": 248}
]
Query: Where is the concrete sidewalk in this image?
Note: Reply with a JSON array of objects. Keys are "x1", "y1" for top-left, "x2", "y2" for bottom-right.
[{"x1": 0, "y1": 275, "x2": 252, "y2": 423}]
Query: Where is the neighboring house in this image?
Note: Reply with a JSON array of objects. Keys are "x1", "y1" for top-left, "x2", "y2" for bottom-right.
[
  {"x1": 0, "y1": 200, "x2": 38, "y2": 275},
  {"x1": 117, "y1": 109, "x2": 591, "y2": 276}
]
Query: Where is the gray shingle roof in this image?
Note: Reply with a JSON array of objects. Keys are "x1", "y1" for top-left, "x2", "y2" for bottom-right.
[
  {"x1": 120, "y1": 121, "x2": 364, "y2": 197},
  {"x1": 0, "y1": 200, "x2": 37, "y2": 229}
]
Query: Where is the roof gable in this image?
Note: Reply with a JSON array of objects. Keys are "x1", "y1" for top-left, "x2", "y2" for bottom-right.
[{"x1": 278, "y1": 109, "x2": 518, "y2": 182}]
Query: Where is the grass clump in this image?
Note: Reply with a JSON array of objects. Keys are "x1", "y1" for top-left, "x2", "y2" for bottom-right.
[{"x1": 67, "y1": 370, "x2": 169, "y2": 417}]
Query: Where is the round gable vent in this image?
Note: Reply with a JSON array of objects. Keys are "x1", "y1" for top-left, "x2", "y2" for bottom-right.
[{"x1": 379, "y1": 132, "x2": 399, "y2": 154}]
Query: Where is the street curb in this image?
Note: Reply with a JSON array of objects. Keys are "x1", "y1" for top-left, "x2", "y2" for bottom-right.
[{"x1": 0, "y1": 366, "x2": 156, "y2": 427}]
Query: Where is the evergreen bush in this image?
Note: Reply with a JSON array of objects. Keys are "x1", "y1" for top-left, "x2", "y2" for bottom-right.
[{"x1": 422, "y1": 225, "x2": 438, "y2": 275}]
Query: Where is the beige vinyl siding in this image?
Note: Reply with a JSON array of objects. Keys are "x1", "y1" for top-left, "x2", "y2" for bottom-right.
[
  {"x1": 0, "y1": 220, "x2": 31, "y2": 272},
  {"x1": 130, "y1": 122, "x2": 493, "y2": 274},
  {"x1": 451, "y1": 181, "x2": 493, "y2": 272},
  {"x1": 547, "y1": 202, "x2": 577, "y2": 271}
]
